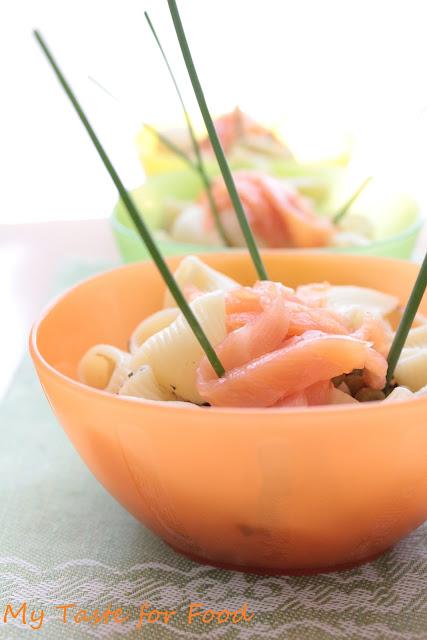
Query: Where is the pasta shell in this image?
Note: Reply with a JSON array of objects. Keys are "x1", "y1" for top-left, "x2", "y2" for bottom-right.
[
  {"x1": 329, "y1": 232, "x2": 371, "y2": 248},
  {"x1": 404, "y1": 325, "x2": 427, "y2": 349},
  {"x1": 164, "y1": 255, "x2": 238, "y2": 308},
  {"x1": 129, "y1": 308, "x2": 180, "y2": 354},
  {"x1": 118, "y1": 365, "x2": 175, "y2": 401},
  {"x1": 324, "y1": 286, "x2": 399, "y2": 318},
  {"x1": 78, "y1": 345, "x2": 131, "y2": 392},
  {"x1": 401, "y1": 347, "x2": 420, "y2": 360},
  {"x1": 394, "y1": 349, "x2": 427, "y2": 392},
  {"x1": 170, "y1": 205, "x2": 223, "y2": 247},
  {"x1": 336, "y1": 214, "x2": 375, "y2": 238},
  {"x1": 131, "y1": 290, "x2": 226, "y2": 404},
  {"x1": 385, "y1": 386, "x2": 414, "y2": 402}
]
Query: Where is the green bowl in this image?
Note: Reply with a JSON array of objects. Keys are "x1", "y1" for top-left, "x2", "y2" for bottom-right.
[{"x1": 111, "y1": 170, "x2": 423, "y2": 262}]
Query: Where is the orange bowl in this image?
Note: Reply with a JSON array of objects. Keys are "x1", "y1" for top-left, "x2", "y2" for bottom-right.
[{"x1": 30, "y1": 252, "x2": 427, "y2": 575}]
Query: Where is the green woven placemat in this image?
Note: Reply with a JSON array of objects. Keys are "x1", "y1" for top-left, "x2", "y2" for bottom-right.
[{"x1": 0, "y1": 261, "x2": 426, "y2": 639}]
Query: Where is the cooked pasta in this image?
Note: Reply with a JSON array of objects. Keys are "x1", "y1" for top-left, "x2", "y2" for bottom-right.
[
  {"x1": 385, "y1": 386, "x2": 415, "y2": 402},
  {"x1": 129, "y1": 308, "x2": 180, "y2": 354},
  {"x1": 131, "y1": 290, "x2": 226, "y2": 404},
  {"x1": 335, "y1": 214, "x2": 375, "y2": 239},
  {"x1": 394, "y1": 349, "x2": 427, "y2": 392},
  {"x1": 78, "y1": 345, "x2": 131, "y2": 393},
  {"x1": 163, "y1": 255, "x2": 238, "y2": 307},
  {"x1": 329, "y1": 232, "x2": 370, "y2": 248},
  {"x1": 392, "y1": 326, "x2": 427, "y2": 392},
  {"x1": 296, "y1": 282, "x2": 397, "y2": 315},
  {"x1": 403, "y1": 325, "x2": 427, "y2": 349},
  {"x1": 320, "y1": 285, "x2": 398, "y2": 318},
  {"x1": 170, "y1": 205, "x2": 222, "y2": 247},
  {"x1": 118, "y1": 364, "x2": 175, "y2": 401}
]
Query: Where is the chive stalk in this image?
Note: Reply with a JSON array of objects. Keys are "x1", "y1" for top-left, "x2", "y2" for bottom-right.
[
  {"x1": 333, "y1": 176, "x2": 373, "y2": 224},
  {"x1": 386, "y1": 252, "x2": 427, "y2": 384},
  {"x1": 165, "y1": 0, "x2": 268, "y2": 280},
  {"x1": 144, "y1": 11, "x2": 230, "y2": 246},
  {"x1": 34, "y1": 29, "x2": 225, "y2": 378}
]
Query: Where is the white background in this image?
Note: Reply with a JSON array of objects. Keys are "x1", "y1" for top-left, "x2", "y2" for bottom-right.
[
  {"x1": 3, "y1": 0, "x2": 427, "y2": 223},
  {"x1": 1, "y1": 0, "x2": 427, "y2": 397}
]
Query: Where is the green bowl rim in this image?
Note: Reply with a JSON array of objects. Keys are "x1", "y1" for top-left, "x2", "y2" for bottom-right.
[{"x1": 111, "y1": 202, "x2": 425, "y2": 255}]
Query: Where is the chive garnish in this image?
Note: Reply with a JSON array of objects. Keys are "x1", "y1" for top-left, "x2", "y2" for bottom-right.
[
  {"x1": 34, "y1": 29, "x2": 225, "y2": 379},
  {"x1": 386, "y1": 252, "x2": 427, "y2": 385},
  {"x1": 333, "y1": 176, "x2": 373, "y2": 224},
  {"x1": 144, "y1": 11, "x2": 230, "y2": 246},
  {"x1": 165, "y1": 0, "x2": 268, "y2": 281}
]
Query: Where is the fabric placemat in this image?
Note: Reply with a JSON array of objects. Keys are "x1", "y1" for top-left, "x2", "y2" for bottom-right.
[{"x1": 1, "y1": 261, "x2": 427, "y2": 639}]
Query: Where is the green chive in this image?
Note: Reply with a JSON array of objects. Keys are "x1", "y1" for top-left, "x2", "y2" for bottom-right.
[
  {"x1": 333, "y1": 176, "x2": 373, "y2": 224},
  {"x1": 165, "y1": 0, "x2": 268, "y2": 280},
  {"x1": 386, "y1": 251, "x2": 427, "y2": 385},
  {"x1": 144, "y1": 11, "x2": 230, "y2": 246},
  {"x1": 34, "y1": 29, "x2": 225, "y2": 379}
]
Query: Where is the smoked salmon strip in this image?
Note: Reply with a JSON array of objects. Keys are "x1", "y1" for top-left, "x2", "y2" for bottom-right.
[
  {"x1": 199, "y1": 107, "x2": 290, "y2": 155},
  {"x1": 201, "y1": 170, "x2": 335, "y2": 249},
  {"x1": 274, "y1": 380, "x2": 333, "y2": 407},
  {"x1": 226, "y1": 281, "x2": 349, "y2": 336},
  {"x1": 197, "y1": 332, "x2": 386, "y2": 407},
  {"x1": 196, "y1": 282, "x2": 388, "y2": 407}
]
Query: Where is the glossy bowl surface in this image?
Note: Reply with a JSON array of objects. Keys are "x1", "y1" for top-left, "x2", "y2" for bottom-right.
[
  {"x1": 112, "y1": 176, "x2": 423, "y2": 262},
  {"x1": 30, "y1": 252, "x2": 427, "y2": 574}
]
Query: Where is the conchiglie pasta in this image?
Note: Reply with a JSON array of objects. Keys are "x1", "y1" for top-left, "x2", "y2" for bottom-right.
[
  {"x1": 131, "y1": 290, "x2": 226, "y2": 404},
  {"x1": 216, "y1": 208, "x2": 266, "y2": 248},
  {"x1": 118, "y1": 365, "x2": 175, "y2": 401},
  {"x1": 129, "y1": 308, "x2": 180, "y2": 354},
  {"x1": 394, "y1": 349, "x2": 427, "y2": 392},
  {"x1": 324, "y1": 286, "x2": 399, "y2": 318},
  {"x1": 404, "y1": 325, "x2": 427, "y2": 349},
  {"x1": 78, "y1": 345, "x2": 131, "y2": 393},
  {"x1": 385, "y1": 386, "x2": 415, "y2": 402},
  {"x1": 336, "y1": 214, "x2": 375, "y2": 239},
  {"x1": 401, "y1": 347, "x2": 419, "y2": 360},
  {"x1": 392, "y1": 326, "x2": 427, "y2": 392},
  {"x1": 163, "y1": 255, "x2": 238, "y2": 308},
  {"x1": 170, "y1": 205, "x2": 222, "y2": 247},
  {"x1": 329, "y1": 232, "x2": 370, "y2": 248},
  {"x1": 338, "y1": 306, "x2": 393, "y2": 338}
]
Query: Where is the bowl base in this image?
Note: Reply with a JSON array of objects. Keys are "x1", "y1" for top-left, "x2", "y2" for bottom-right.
[{"x1": 167, "y1": 544, "x2": 389, "y2": 576}]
